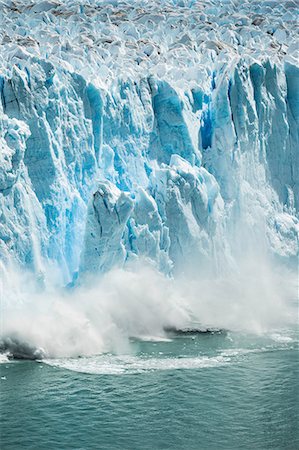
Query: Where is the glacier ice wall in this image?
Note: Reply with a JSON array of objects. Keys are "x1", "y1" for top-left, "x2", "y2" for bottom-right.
[{"x1": 0, "y1": 0, "x2": 298, "y2": 287}]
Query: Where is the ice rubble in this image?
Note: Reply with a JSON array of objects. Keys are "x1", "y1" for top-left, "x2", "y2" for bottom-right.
[{"x1": 0, "y1": 0, "x2": 298, "y2": 285}]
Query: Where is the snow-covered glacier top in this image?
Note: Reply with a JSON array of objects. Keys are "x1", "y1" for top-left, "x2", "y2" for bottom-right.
[{"x1": 1, "y1": 0, "x2": 298, "y2": 88}]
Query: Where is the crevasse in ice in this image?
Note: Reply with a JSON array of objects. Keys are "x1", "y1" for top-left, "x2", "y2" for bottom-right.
[{"x1": 0, "y1": 0, "x2": 298, "y2": 285}]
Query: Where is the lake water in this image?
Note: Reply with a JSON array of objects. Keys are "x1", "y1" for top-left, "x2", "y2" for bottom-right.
[{"x1": 1, "y1": 329, "x2": 298, "y2": 450}]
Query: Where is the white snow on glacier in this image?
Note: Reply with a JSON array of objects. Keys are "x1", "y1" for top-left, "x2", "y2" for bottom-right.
[{"x1": 0, "y1": 0, "x2": 298, "y2": 356}]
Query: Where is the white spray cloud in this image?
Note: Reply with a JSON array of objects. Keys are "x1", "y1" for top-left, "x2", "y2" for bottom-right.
[{"x1": 0, "y1": 257, "x2": 297, "y2": 359}]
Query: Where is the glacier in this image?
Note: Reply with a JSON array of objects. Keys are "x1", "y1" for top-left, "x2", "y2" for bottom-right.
[{"x1": 0, "y1": 0, "x2": 298, "y2": 356}]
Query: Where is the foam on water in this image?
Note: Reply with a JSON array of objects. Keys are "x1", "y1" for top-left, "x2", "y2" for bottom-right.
[
  {"x1": 42, "y1": 330, "x2": 297, "y2": 375},
  {"x1": 131, "y1": 335, "x2": 173, "y2": 343},
  {"x1": 44, "y1": 354, "x2": 230, "y2": 375}
]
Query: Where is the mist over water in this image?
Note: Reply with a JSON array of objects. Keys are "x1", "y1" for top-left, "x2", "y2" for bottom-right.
[{"x1": 0, "y1": 255, "x2": 297, "y2": 359}]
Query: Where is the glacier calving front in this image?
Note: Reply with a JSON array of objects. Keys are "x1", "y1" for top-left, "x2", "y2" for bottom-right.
[{"x1": 0, "y1": 0, "x2": 298, "y2": 286}]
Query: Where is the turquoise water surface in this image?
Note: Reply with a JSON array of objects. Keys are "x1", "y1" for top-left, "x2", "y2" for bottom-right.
[{"x1": 1, "y1": 329, "x2": 298, "y2": 450}]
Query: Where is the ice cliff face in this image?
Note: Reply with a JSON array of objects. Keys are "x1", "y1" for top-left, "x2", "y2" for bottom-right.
[{"x1": 0, "y1": 0, "x2": 298, "y2": 285}]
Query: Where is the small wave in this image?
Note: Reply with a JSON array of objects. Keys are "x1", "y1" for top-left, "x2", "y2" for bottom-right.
[
  {"x1": 219, "y1": 348, "x2": 259, "y2": 357},
  {"x1": 219, "y1": 339, "x2": 296, "y2": 358},
  {"x1": 44, "y1": 354, "x2": 230, "y2": 375},
  {"x1": 270, "y1": 333, "x2": 295, "y2": 343}
]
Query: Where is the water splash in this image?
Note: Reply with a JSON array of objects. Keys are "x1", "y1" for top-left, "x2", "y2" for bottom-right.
[{"x1": 0, "y1": 260, "x2": 297, "y2": 359}]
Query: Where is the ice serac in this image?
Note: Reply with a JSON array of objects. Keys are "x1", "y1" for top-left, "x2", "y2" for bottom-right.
[
  {"x1": 0, "y1": 0, "x2": 298, "y2": 286},
  {"x1": 81, "y1": 181, "x2": 134, "y2": 274}
]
